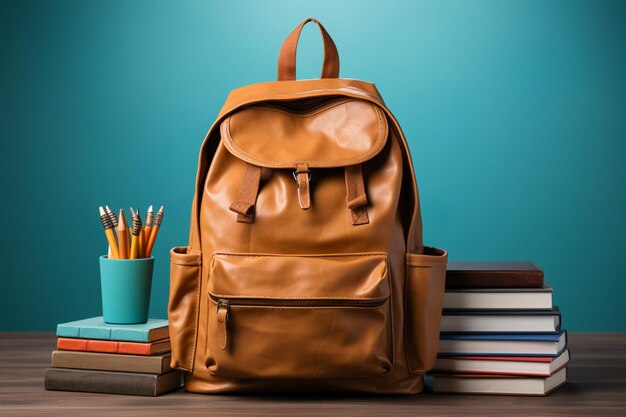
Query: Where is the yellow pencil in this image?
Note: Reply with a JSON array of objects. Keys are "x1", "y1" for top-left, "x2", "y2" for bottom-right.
[
  {"x1": 145, "y1": 205, "x2": 164, "y2": 258},
  {"x1": 117, "y1": 209, "x2": 129, "y2": 259},
  {"x1": 104, "y1": 205, "x2": 119, "y2": 256},
  {"x1": 130, "y1": 208, "x2": 142, "y2": 259},
  {"x1": 99, "y1": 206, "x2": 119, "y2": 259},
  {"x1": 139, "y1": 230, "x2": 145, "y2": 258},
  {"x1": 105, "y1": 205, "x2": 118, "y2": 228}
]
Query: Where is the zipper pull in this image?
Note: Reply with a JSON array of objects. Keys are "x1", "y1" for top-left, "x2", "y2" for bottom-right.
[{"x1": 216, "y1": 299, "x2": 230, "y2": 350}]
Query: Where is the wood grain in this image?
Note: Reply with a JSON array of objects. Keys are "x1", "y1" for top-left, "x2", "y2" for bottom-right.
[{"x1": 1, "y1": 333, "x2": 625, "y2": 416}]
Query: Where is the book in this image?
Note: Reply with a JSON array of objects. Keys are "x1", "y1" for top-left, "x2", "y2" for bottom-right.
[
  {"x1": 44, "y1": 368, "x2": 182, "y2": 396},
  {"x1": 438, "y1": 331, "x2": 567, "y2": 356},
  {"x1": 446, "y1": 262, "x2": 543, "y2": 289},
  {"x1": 441, "y1": 307, "x2": 561, "y2": 333},
  {"x1": 433, "y1": 349, "x2": 570, "y2": 376},
  {"x1": 443, "y1": 282, "x2": 553, "y2": 310},
  {"x1": 425, "y1": 367, "x2": 567, "y2": 396},
  {"x1": 57, "y1": 337, "x2": 171, "y2": 355},
  {"x1": 56, "y1": 317, "x2": 169, "y2": 342},
  {"x1": 51, "y1": 350, "x2": 173, "y2": 374}
]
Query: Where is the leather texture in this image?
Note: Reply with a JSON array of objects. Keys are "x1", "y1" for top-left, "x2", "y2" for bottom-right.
[
  {"x1": 221, "y1": 98, "x2": 387, "y2": 168},
  {"x1": 277, "y1": 18, "x2": 339, "y2": 81},
  {"x1": 168, "y1": 18, "x2": 447, "y2": 394}
]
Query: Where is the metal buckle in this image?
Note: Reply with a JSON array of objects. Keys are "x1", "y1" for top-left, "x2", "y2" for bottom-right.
[{"x1": 292, "y1": 170, "x2": 312, "y2": 184}]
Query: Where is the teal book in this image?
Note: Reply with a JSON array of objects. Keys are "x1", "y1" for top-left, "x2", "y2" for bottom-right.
[{"x1": 56, "y1": 317, "x2": 169, "y2": 342}]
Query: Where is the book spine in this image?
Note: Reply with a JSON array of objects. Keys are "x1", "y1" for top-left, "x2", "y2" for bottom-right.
[
  {"x1": 56, "y1": 324, "x2": 80, "y2": 338},
  {"x1": 57, "y1": 338, "x2": 88, "y2": 351},
  {"x1": 57, "y1": 338, "x2": 154, "y2": 355},
  {"x1": 56, "y1": 325, "x2": 150, "y2": 342},
  {"x1": 111, "y1": 328, "x2": 150, "y2": 342},
  {"x1": 44, "y1": 368, "x2": 180, "y2": 396},
  {"x1": 445, "y1": 271, "x2": 544, "y2": 289},
  {"x1": 119, "y1": 341, "x2": 151, "y2": 355},
  {"x1": 51, "y1": 351, "x2": 171, "y2": 374}
]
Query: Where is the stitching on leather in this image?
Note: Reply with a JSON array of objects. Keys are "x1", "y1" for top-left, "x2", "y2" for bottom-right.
[
  {"x1": 406, "y1": 250, "x2": 447, "y2": 267},
  {"x1": 406, "y1": 261, "x2": 447, "y2": 267},
  {"x1": 351, "y1": 206, "x2": 369, "y2": 225},
  {"x1": 387, "y1": 255, "x2": 395, "y2": 369},
  {"x1": 186, "y1": 247, "x2": 202, "y2": 255},
  {"x1": 404, "y1": 260, "x2": 415, "y2": 374},
  {"x1": 171, "y1": 259, "x2": 201, "y2": 266},
  {"x1": 209, "y1": 293, "x2": 389, "y2": 300},
  {"x1": 208, "y1": 253, "x2": 389, "y2": 300},
  {"x1": 187, "y1": 254, "x2": 203, "y2": 371},
  {"x1": 171, "y1": 247, "x2": 202, "y2": 266},
  {"x1": 213, "y1": 252, "x2": 387, "y2": 259},
  {"x1": 221, "y1": 103, "x2": 388, "y2": 168}
]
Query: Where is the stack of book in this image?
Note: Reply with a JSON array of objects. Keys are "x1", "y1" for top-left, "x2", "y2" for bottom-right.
[
  {"x1": 44, "y1": 317, "x2": 182, "y2": 396},
  {"x1": 426, "y1": 262, "x2": 569, "y2": 396}
]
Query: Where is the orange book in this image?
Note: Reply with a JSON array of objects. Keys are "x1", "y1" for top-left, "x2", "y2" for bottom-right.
[{"x1": 57, "y1": 337, "x2": 171, "y2": 356}]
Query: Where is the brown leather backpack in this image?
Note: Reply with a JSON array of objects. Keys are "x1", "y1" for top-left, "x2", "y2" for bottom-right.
[{"x1": 168, "y1": 18, "x2": 447, "y2": 394}]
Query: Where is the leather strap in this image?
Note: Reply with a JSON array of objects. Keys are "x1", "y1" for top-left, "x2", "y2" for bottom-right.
[
  {"x1": 277, "y1": 18, "x2": 340, "y2": 81},
  {"x1": 295, "y1": 163, "x2": 311, "y2": 210},
  {"x1": 345, "y1": 164, "x2": 369, "y2": 225},
  {"x1": 229, "y1": 163, "x2": 262, "y2": 223}
]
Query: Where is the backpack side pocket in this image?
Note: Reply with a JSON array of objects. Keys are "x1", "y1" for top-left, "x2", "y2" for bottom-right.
[
  {"x1": 405, "y1": 247, "x2": 447, "y2": 375},
  {"x1": 169, "y1": 246, "x2": 202, "y2": 371}
]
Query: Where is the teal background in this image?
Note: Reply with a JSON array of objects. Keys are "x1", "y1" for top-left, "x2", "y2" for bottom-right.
[{"x1": 1, "y1": 0, "x2": 625, "y2": 331}]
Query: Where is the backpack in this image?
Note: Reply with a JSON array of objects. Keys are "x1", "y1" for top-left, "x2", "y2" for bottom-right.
[{"x1": 168, "y1": 18, "x2": 448, "y2": 394}]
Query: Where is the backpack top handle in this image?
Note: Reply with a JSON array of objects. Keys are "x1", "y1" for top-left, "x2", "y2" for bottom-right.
[{"x1": 277, "y1": 18, "x2": 340, "y2": 81}]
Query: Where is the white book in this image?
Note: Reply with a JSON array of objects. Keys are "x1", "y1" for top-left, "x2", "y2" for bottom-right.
[
  {"x1": 425, "y1": 367, "x2": 567, "y2": 396},
  {"x1": 443, "y1": 283, "x2": 553, "y2": 310},
  {"x1": 440, "y1": 308, "x2": 561, "y2": 333}
]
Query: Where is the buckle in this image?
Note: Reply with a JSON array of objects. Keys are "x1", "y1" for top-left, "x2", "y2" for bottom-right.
[{"x1": 292, "y1": 170, "x2": 312, "y2": 184}]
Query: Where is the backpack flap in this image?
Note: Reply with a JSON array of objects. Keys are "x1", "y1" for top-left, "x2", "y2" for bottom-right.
[
  {"x1": 220, "y1": 98, "x2": 388, "y2": 168},
  {"x1": 220, "y1": 97, "x2": 389, "y2": 222}
]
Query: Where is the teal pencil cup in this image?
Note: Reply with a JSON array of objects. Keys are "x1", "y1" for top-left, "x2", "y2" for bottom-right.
[{"x1": 99, "y1": 255, "x2": 154, "y2": 324}]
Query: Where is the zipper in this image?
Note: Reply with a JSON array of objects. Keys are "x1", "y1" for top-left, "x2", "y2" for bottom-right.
[
  {"x1": 242, "y1": 98, "x2": 353, "y2": 117},
  {"x1": 210, "y1": 294, "x2": 388, "y2": 308},
  {"x1": 215, "y1": 299, "x2": 230, "y2": 350},
  {"x1": 211, "y1": 294, "x2": 388, "y2": 351}
]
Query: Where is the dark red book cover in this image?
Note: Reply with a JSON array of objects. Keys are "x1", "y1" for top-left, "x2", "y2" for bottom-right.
[{"x1": 446, "y1": 261, "x2": 544, "y2": 288}]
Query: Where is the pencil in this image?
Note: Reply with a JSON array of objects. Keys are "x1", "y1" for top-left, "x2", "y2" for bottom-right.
[
  {"x1": 145, "y1": 205, "x2": 163, "y2": 258},
  {"x1": 143, "y1": 205, "x2": 154, "y2": 257},
  {"x1": 104, "y1": 205, "x2": 119, "y2": 256},
  {"x1": 105, "y1": 205, "x2": 118, "y2": 228},
  {"x1": 117, "y1": 209, "x2": 129, "y2": 259},
  {"x1": 138, "y1": 228, "x2": 145, "y2": 258},
  {"x1": 99, "y1": 206, "x2": 119, "y2": 259},
  {"x1": 130, "y1": 208, "x2": 142, "y2": 259},
  {"x1": 136, "y1": 209, "x2": 145, "y2": 258}
]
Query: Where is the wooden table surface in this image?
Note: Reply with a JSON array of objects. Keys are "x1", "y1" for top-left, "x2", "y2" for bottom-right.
[{"x1": 1, "y1": 333, "x2": 625, "y2": 417}]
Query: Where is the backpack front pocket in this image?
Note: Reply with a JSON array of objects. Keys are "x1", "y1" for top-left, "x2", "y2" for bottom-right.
[{"x1": 205, "y1": 252, "x2": 393, "y2": 379}]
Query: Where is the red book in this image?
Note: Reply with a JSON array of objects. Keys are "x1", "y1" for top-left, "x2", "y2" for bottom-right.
[
  {"x1": 57, "y1": 337, "x2": 171, "y2": 355},
  {"x1": 433, "y1": 350, "x2": 570, "y2": 377}
]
